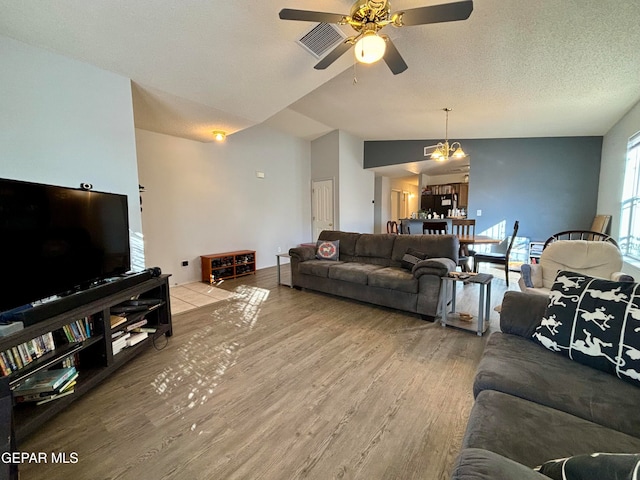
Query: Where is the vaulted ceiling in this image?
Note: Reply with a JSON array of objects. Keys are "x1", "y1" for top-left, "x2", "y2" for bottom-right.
[{"x1": 1, "y1": 0, "x2": 639, "y2": 147}]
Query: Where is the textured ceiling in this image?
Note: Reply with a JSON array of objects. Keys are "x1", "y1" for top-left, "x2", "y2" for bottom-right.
[{"x1": 1, "y1": 0, "x2": 639, "y2": 150}]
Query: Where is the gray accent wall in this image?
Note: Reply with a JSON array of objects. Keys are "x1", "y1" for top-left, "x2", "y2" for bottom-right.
[{"x1": 365, "y1": 137, "x2": 603, "y2": 242}]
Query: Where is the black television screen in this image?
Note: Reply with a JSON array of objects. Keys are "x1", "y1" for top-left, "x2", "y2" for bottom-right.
[{"x1": 0, "y1": 178, "x2": 131, "y2": 313}]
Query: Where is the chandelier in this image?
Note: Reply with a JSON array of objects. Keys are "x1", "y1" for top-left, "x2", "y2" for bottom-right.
[{"x1": 425, "y1": 108, "x2": 466, "y2": 162}]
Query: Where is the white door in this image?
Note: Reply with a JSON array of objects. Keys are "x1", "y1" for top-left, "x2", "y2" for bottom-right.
[{"x1": 312, "y1": 179, "x2": 334, "y2": 240}]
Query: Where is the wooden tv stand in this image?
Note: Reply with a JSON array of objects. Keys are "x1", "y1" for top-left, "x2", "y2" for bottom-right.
[{"x1": 0, "y1": 274, "x2": 173, "y2": 444}]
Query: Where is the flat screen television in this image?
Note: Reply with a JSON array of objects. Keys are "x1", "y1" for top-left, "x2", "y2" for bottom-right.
[{"x1": 0, "y1": 178, "x2": 131, "y2": 313}]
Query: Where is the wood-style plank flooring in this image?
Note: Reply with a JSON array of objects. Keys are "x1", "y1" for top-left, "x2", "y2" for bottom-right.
[{"x1": 20, "y1": 266, "x2": 518, "y2": 480}]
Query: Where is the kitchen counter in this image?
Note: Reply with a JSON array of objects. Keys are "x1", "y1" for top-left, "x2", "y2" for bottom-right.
[{"x1": 400, "y1": 217, "x2": 466, "y2": 235}]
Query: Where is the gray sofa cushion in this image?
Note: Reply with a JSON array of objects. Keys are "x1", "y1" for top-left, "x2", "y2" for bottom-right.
[
  {"x1": 462, "y1": 390, "x2": 640, "y2": 468},
  {"x1": 367, "y1": 267, "x2": 418, "y2": 294},
  {"x1": 299, "y1": 259, "x2": 344, "y2": 277},
  {"x1": 327, "y1": 262, "x2": 383, "y2": 285},
  {"x1": 452, "y1": 449, "x2": 551, "y2": 480},
  {"x1": 354, "y1": 233, "x2": 396, "y2": 266},
  {"x1": 473, "y1": 332, "x2": 640, "y2": 438}
]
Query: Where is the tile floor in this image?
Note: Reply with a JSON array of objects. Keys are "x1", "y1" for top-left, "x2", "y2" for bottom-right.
[{"x1": 169, "y1": 281, "x2": 233, "y2": 315}]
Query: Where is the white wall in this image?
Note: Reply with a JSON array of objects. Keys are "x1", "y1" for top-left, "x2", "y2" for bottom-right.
[
  {"x1": 598, "y1": 98, "x2": 640, "y2": 276},
  {"x1": 0, "y1": 35, "x2": 143, "y2": 261},
  {"x1": 135, "y1": 126, "x2": 311, "y2": 285},
  {"x1": 338, "y1": 131, "x2": 374, "y2": 233},
  {"x1": 310, "y1": 130, "x2": 340, "y2": 229}
]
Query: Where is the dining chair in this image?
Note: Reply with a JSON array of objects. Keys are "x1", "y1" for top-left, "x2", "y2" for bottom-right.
[
  {"x1": 473, "y1": 220, "x2": 520, "y2": 286},
  {"x1": 543, "y1": 230, "x2": 617, "y2": 248},
  {"x1": 451, "y1": 219, "x2": 476, "y2": 271},
  {"x1": 386, "y1": 221, "x2": 399, "y2": 234},
  {"x1": 423, "y1": 221, "x2": 448, "y2": 234}
]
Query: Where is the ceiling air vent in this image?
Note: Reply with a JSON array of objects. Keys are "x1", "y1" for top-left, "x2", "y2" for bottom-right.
[{"x1": 296, "y1": 23, "x2": 346, "y2": 59}]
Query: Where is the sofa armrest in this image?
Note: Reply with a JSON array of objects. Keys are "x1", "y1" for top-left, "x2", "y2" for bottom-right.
[
  {"x1": 412, "y1": 257, "x2": 456, "y2": 279},
  {"x1": 288, "y1": 245, "x2": 316, "y2": 262},
  {"x1": 611, "y1": 271, "x2": 635, "y2": 282},
  {"x1": 499, "y1": 291, "x2": 548, "y2": 337}
]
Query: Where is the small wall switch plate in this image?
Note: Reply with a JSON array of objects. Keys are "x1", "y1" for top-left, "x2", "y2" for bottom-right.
[
  {"x1": 476, "y1": 209, "x2": 482, "y2": 216},
  {"x1": 256, "y1": 171, "x2": 265, "y2": 179}
]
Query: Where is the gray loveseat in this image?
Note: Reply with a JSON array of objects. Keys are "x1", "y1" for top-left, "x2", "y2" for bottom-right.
[
  {"x1": 288, "y1": 230, "x2": 459, "y2": 319},
  {"x1": 451, "y1": 291, "x2": 640, "y2": 479}
]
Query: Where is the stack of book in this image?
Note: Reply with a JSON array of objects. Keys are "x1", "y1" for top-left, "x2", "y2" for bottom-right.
[
  {"x1": 111, "y1": 332, "x2": 130, "y2": 355},
  {"x1": 13, "y1": 367, "x2": 78, "y2": 405},
  {"x1": 112, "y1": 331, "x2": 149, "y2": 355}
]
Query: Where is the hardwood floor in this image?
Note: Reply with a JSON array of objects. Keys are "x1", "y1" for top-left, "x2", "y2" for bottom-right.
[{"x1": 20, "y1": 266, "x2": 517, "y2": 480}]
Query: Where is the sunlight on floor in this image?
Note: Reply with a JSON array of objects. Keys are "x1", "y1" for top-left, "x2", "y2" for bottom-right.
[
  {"x1": 169, "y1": 281, "x2": 233, "y2": 315},
  {"x1": 151, "y1": 285, "x2": 270, "y2": 435}
]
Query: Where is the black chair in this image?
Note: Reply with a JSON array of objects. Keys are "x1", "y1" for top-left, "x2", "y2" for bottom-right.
[
  {"x1": 386, "y1": 221, "x2": 399, "y2": 234},
  {"x1": 473, "y1": 220, "x2": 520, "y2": 286},
  {"x1": 423, "y1": 221, "x2": 448, "y2": 234},
  {"x1": 543, "y1": 230, "x2": 618, "y2": 249}
]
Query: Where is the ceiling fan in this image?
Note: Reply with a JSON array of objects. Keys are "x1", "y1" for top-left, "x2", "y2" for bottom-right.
[{"x1": 279, "y1": 0, "x2": 473, "y2": 75}]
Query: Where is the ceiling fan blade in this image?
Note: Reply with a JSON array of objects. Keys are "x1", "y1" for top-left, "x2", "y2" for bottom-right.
[
  {"x1": 382, "y1": 37, "x2": 408, "y2": 75},
  {"x1": 279, "y1": 9, "x2": 346, "y2": 24},
  {"x1": 314, "y1": 40, "x2": 353, "y2": 70},
  {"x1": 396, "y1": 0, "x2": 473, "y2": 27}
]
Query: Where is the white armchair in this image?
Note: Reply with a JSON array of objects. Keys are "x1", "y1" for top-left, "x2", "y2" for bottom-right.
[{"x1": 519, "y1": 240, "x2": 633, "y2": 296}]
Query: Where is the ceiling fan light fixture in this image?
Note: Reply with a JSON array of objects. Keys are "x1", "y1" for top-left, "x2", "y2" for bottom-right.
[
  {"x1": 212, "y1": 130, "x2": 226, "y2": 142},
  {"x1": 354, "y1": 31, "x2": 386, "y2": 64}
]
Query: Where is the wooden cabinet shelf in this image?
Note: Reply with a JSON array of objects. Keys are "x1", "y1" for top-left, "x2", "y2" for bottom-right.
[
  {"x1": 200, "y1": 250, "x2": 256, "y2": 283},
  {"x1": 0, "y1": 274, "x2": 173, "y2": 443}
]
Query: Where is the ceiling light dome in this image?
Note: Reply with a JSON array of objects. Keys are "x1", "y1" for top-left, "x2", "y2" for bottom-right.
[{"x1": 354, "y1": 31, "x2": 386, "y2": 64}]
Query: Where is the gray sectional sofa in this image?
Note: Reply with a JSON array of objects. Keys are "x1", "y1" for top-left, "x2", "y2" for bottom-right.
[
  {"x1": 288, "y1": 230, "x2": 459, "y2": 319},
  {"x1": 452, "y1": 291, "x2": 640, "y2": 479}
]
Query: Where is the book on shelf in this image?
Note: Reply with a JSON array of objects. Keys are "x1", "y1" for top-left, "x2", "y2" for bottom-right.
[
  {"x1": 14, "y1": 371, "x2": 78, "y2": 403},
  {"x1": 126, "y1": 319, "x2": 148, "y2": 331},
  {"x1": 0, "y1": 326, "x2": 86, "y2": 377},
  {"x1": 132, "y1": 326, "x2": 157, "y2": 334},
  {"x1": 12, "y1": 367, "x2": 77, "y2": 396},
  {"x1": 110, "y1": 314, "x2": 127, "y2": 329},
  {"x1": 112, "y1": 333, "x2": 131, "y2": 356},
  {"x1": 126, "y1": 332, "x2": 148, "y2": 347},
  {"x1": 35, "y1": 388, "x2": 76, "y2": 406}
]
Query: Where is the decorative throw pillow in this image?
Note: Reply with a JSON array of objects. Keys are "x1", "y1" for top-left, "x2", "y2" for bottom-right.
[
  {"x1": 535, "y1": 452, "x2": 640, "y2": 480},
  {"x1": 401, "y1": 248, "x2": 428, "y2": 270},
  {"x1": 316, "y1": 240, "x2": 340, "y2": 261},
  {"x1": 531, "y1": 270, "x2": 640, "y2": 386}
]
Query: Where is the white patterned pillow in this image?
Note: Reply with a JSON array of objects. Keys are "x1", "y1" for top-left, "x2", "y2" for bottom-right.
[{"x1": 531, "y1": 270, "x2": 640, "y2": 386}]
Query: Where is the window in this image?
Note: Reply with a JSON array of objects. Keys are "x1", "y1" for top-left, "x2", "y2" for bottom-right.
[{"x1": 619, "y1": 131, "x2": 640, "y2": 261}]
